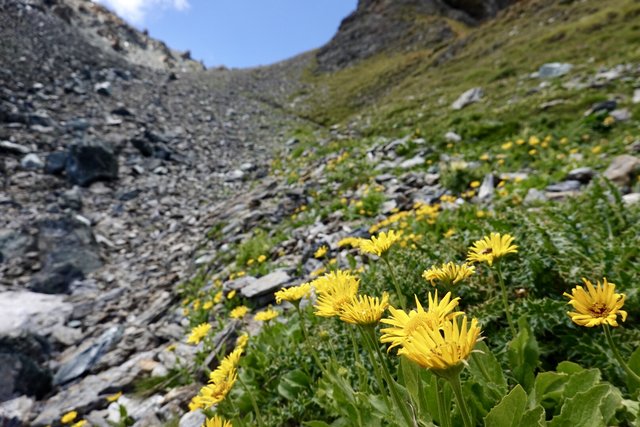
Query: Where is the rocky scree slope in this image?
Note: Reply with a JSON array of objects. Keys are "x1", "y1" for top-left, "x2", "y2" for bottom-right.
[{"x1": 0, "y1": 0, "x2": 312, "y2": 425}]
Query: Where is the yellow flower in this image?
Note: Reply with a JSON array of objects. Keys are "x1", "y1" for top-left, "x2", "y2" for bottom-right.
[
  {"x1": 501, "y1": 141, "x2": 513, "y2": 150},
  {"x1": 203, "y1": 301, "x2": 213, "y2": 310},
  {"x1": 467, "y1": 232, "x2": 518, "y2": 266},
  {"x1": 380, "y1": 292, "x2": 463, "y2": 352},
  {"x1": 603, "y1": 116, "x2": 615, "y2": 126},
  {"x1": 399, "y1": 316, "x2": 481, "y2": 372},
  {"x1": 564, "y1": 278, "x2": 627, "y2": 327},
  {"x1": 213, "y1": 291, "x2": 223, "y2": 304},
  {"x1": 187, "y1": 323, "x2": 212, "y2": 345},
  {"x1": 516, "y1": 138, "x2": 525, "y2": 145},
  {"x1": 529, "y1": 136, "x2": 540, "y2": 146},
  {"x1": 480, "y1": 153, "x2": 490, "y2": 161},
  {"x1": 190, "y1": 368, "x2": 237, "y2": 410},
  {"x1": 166, "y1": 344, "x2": 177, "y2": 352},
  {"x1": 470, "y1": 181, "x2": 481, "y2": 189},
  {"x1": 314, "y1": 245, "x2": 329, "y2": 259},
  {"x1": 338, "y1": 237, "x2": 363, "y2": 248},
  {"x1": 204, "y1": 415, "x2": 233, "y2": 427},
  {"x1": 61, "y1": 411, "x2": 78, "y2": 424},
  {"x1": 339, "y1": 292, "x2": 389, "y2": 326},
  {"x1": 236, "y1": 333, "x2": 249, "y2": 349},
  {"x1": 105, "y1": 391, "x2": 122, "y2": 402},
  {"x1": 254, "y1": 308, "x2": 279, "y2": 322},
  {"x1": 359, "y1": 230, "x2": 402, "y2": 257},
  {"x1": 227, "y1": 290, "x2": 236, "y2": 300},
  {"x1": 257, "y1": 254, "x2": 267, "y2": 263},
  {"x1": 71, "y1": 421, "x2": 87, "y2": 427},
  {"x1": 314, "y1": 271, "x2": 359, "y2": 318},
  {"x1": 246, "y1": 258, "x2": 255, "y2": 266},
  {"x1": 443, "y1": 228, "x2": 456, "y2": 238},
  {"x1": 528, "y1": 149, "x2": 537, "y2": 156},
  {"x1": 274, "y1": 282, "x2": 312, "y2": 304},
  {"x1": 422, "y1": 262, "x2": 475, "y2": 286},
  {"x1": 230, "y1": 305, "x2": 249, "y2": 319}
]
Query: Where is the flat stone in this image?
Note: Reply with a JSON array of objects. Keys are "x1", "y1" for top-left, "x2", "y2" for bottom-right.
[
  {"x1": 546, "y1": 180, "x2": 582, "y2": 192},
  {"x1": 20, "y1": 153, "x2": 43, "y2": 169},
  {"x1": 524, "y1": 188, "x2": 547, "y2": 204},
  {"x1": 444, "y1": 131, "x2": 461, "y2": 142},
  {"x1": 0, "y1": 291, "x2": 72, "y2": 335},
  {"x1": 451, "y1": 87, "x2": 483, "y2": 110},
  {"x1": 240, "y1": 270, "x2": 291, "y2": 301},
  {"x1": 399, "y1": 155, "x2": 424, "y2": 169},
  {"x1": 610, "y1": 108, "x2": 631, "y2": 122},
  {"x1": 538, "y1": 62, "x2": 572, "y2": 78},
  {"x1": 179, "y1": 410, "x2": 206, "y2": 427},
  {"x1": 0, "y1": 395, "x2": 35, "y2": 422},
  {"x1": 477, "y1": 174, "x2": 494, "y2": 201},
  {"x1": 622, "y1": 193, "x2": 640, "y2": 205},
  {"x1": 633, "y1": 88, "x2": 640, "y2": 104},
  {"x1": 565, "y1": 167, "x2": 596, "y2": 184},
  {"x1": 0, "y1": 140, "x2": 30, "y2": 155},
  {"x1": 603, "y1": 155, "x2": 640, "y2": 186}
]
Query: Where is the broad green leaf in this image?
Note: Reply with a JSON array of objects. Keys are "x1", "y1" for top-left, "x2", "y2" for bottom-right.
[
  {"x1": 627, "y1": 346, "x2": 640, "y2": 393},
  {"x1": 556, "y1": 361, "x2": 584, "y2": 374},
  {"x1": 508, "y1": 317, "x2": 540, "y2": 392},
  {"x1": 304, "y1": 422, "x2": 333, "y2": 427},
  {"x1": 521, "y1": 405, "x2": 546, "y2": 427},
  {"x1": 562, "y1": 369, "x2": 600, "y2": 400},
  {"x1": 531, "y1": 371, "x2": 568, "y2": 409},
  {"x1": 549, "y1": 384, "x2": 610, "y2": 427},
  {"x1": 599, "y1": 385, "x2": 622, "y2": 424},
  {"x1": 398, "y1": 357, "x2": 433, "y2": 422},
  {"x1": 469, "y1": 342, "x2": 508, "y2": 394},
  {"x1": 484, "y1": 385, "x2": 527, "y2": 427}
]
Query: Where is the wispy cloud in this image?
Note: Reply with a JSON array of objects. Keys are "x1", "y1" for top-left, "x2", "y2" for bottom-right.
[{"x1": 94, "y1": 0, "x2": 189, "y2": 24}]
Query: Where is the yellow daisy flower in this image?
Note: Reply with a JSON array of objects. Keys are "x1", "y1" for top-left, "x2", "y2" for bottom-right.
[
  {"x1": 230, "y1": 305, "x2": 249, "y2": 319},
  {"x1": 564, "y1": 278, "x2": 627, "y2": 327},
  {"x1": 380, "y1": 292, "x2": 463, "y2": 352},
  {"x1": 314, "y1": 245, "x2": 329, "y2": 259},
  {"x1": 311, "y1": 270, "x2": 359, "y2": 294},
  {"x1": 235, "y1": 333, "x2": 249, "y2": 349},
  {"x1": 399, "y1": 315, "x2": 481, "y2": 372},
  {"x1": 187, "y1": 323, "x2": 211, "y2": 345},
  {"x1": 254, "y1": 308, "x2": 279, "y2": 322},
  {"x1": 203, "y1": 301, "x2": 214, "y2": 310},
  {"x1": 105, "y1": 391, "x2": 122, "y2": 402},
  {"x1": 204, "y1": 415, "x2": 233, "y2": 427},
  {"x1": 337, "y1": 237, "x2": 364, "y2": 248},
  {"x1": 359, "y1": 230, "x2": 402, "y2": 257},
  {"x1": 314, "y1": 272, "x2": 359, "y2": 318},
  {"x1": 339, "y1": 292, "x2": 389, "y2": 326},
  {"x1": 274, "y1": 282, "x2": 312, "y2": 304},
  {"x1": 467, "y1": 232, "x2": 518, "y2": 266},
  {"x1": 61, "y1": 411, "x2": 77, "y2": 424},
  {"x1": 257, "y1": 254, "x2": 267, "y2": 263},
  {"x1": 227, "y1": 290, "x2": 237, "y2": 300},
  {"x1": 422, "y1": 262, "x2": 475, "y2": 286}
]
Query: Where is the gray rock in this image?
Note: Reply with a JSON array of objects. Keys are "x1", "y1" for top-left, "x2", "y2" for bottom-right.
[
  {"x1": 53, "y1": 325, "x2": 124, "y2": 385},
  {"x1": 29, "y1": 263, "x2": 84, "y2": 294},
  {"x1": 524, "y1": 188, "x2": 548, "y2": 204},
  {"x1": 44, "y1": 151, "x2": 68, "y2": 175},
  {"x1": 179, "y1": 410, "x2": 206, "y2": 427},
  {"x1": 240, "y1": 270, "x2": 291, "y2": 304},
  {"x1": 20, "y1": 153, "x2": 43, "y2": 169},
  {"x1": 452, "y1": 87, "x2": 483, "y2": 110},
  {"x1": 603, "y1": 155, "x2": 640, "y2": 186},
  {"x1": 60, "y1": 186, "x2": 83, "y2": 210},
  {"x1": 0, "y1": 395, "x2": 34, "y2": 423},
  {"x1": 66, "y1": 140, "x2": 118, "y2": 187},
  {"x1": 444, "y1": 131, "x2": 461, "y2": 142},
  {"x1": 566, "y1": 167, "x2": 596, "y2": 184},
  {"x1": 633, "y1": 89, "x2": 640, "y2": 104},
  {"x1": 622, "y1": 193, "x2": 640, "y2": 205},
  {"x1": 545, "y1": 180, "x2": 582, "y2": 192},
  {"x1": 0, "y1": 334, "x2": 53, "y2": 402},
  {"x1": 0, "y1": 291, "x2": 72, "y2": 336},
  {"x1": 36, "y1": 215, "x2": 102, "y2": 275},
  {"x1": 477, "y1": 174, "x2": 495, "y2": 201},
  {"x1": 610, "y1": 108, "x2": 631, "y2": 122},
  {"x1": 0, "y1": 140, "x2": 30, "y2": 155},
  {"x1": 224, "y1": 169, "x2": 245, "y2": 182},
  {"x1": 538, "y1": 62, "x2": 573, "y2": 78},
  {"x1": 0, "y1": 228, "x2": 34, "y2": 262},
  {"x1": 94, "y1": 81, "x2": 112, "y2": 96},
  {"x1": 399, "y1": 155, "x2": 425, "y2": 169}
]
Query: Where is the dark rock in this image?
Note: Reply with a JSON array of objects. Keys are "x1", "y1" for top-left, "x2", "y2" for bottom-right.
[
  {"x1": 0, "y1": 229, "x2": 34, "y2": 262},
  {"x1": 545, "y1": 180, "x2": 582, "y2": 192},
  {"x1": 64, "y1": 118, "x2": 91, "y2": 132},
  {"x1": 118, "y1": 189, "x2": 142, "y2": 201},
  {"x1": 566, "y1": 167, "x2": 596, "y2": 184},
  {"x1": 66, "y1": 140, "x2": 118, "y2": 186},
  {"x1": 44, "y1": 151, "x2": 68, "y2": 175},
  {"x1": 36, "y1": 216, "x2": 102, "y2": 274},
  {"x1": 585, "y1": 100, "x2": 617, "y2": 116},
  {"x1": 0, "y1": 334, "x2": 53, "y2": 402},
  {"x1": 53, "y1": 325, "x2": 124, "y2": 385},
  {"x1": 111, "y1": 106, "x2": 133, "y2": 116},
  {"x1": 28, "y1": 263, "x2": 84, "y2": 294},
  {"x1": 27, "y1": 110, "x2": 55, "y2": 127},
  {"x1": 94, "y1": 81, "x2": 111, "y2": 96},
  {"x1": 131, "y1": 138, "x2": 154, "y2": 157}
]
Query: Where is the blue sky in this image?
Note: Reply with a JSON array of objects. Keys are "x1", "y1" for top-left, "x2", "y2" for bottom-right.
[{"x1": 95, "y1": 0, "x2": 357, "y2": 68}]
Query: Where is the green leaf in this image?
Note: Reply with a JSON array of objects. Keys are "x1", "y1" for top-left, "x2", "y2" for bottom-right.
[
  {"x1": 469, "y1": 342, "x2": 508, "y2": 393},
  {"x1": 277, "y1": 369, "x2": 311, "y2": 401},
  {"x1": 484, "y1": 385, "x2": 527, "y2": 427},
  {"x1": 531, "y1": 371, "x2": 568, "y2": 409},
  {"x1": 556, "y1": 361, "x2": 584, "y2": 375},
  {"x1": 508, "y1": 317, "x2": 540, "y2": 392},
  {"x1": 561, "y1": 369, "x2": 600, "y2": 400},
  {"x1": 303, "y1": 422, "x2": 333, "y2": 427},
  {"x1": 521, "y1": 405, "x2": 546, "y2": 427},
  {"x1": 627, "y1": 346, "x2": 640, "y2": 393},
  {"x1": 549, "y1": 384, "x2": 610, "y2": 427}
]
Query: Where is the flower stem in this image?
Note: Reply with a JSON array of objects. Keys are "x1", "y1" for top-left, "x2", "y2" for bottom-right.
[
  {"x1": 495, "y1": 263, "x2": 516, "y2": 338},
  {"x1": 358, "y1": 327, "x2": 393, "y2": 413},
  {"x1": 295, "y1": 305, "x2": 326, "y2": 374},
  {"x1": 603, "y1": 324, "x2": 640, "y2": 384},
  {"x1": 364, "y1": 327, "x2": 415, "y2": 427},
  {"x1": 447, "y1": 372, "x2": 473, "y2": 427},
  {"x1": 435, "y1": 378, "x2": 452, "y2": 427},
  {"x1": 237, "y1": 375, "x2": 265, "y2": 427},
  {"x1": 382, "y1": 256, "x2": 407, "y2": 310},
  {"x1": 349, "y1": 326, "x2": 370, "y2": 394}
]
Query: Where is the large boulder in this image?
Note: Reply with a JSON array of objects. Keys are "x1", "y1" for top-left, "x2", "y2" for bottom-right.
[
  {"x1": 0, "y1": 334, "x2": 53, "y2": 402},
  {"x1": 65, "y1": 140, "x2": 118, "y2": 187}
]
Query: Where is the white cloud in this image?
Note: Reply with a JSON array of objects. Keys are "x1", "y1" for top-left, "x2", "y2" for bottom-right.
[{"x1": 94, "y1": 0, "x2": 189, "y2": 24}]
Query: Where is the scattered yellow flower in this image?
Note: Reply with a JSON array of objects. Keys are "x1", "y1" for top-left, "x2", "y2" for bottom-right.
[
  {"x1": 422, "y1": 262, "x2": 475, "y2": 286},
  {"x1": 399, "y1": 315, "x2": 481, "y2": 372},
  {"x1": 204, "y1": 415, "x2": 233, "y2": 427},
  {"x1": 480, "y1": 153, "x2": 490, "y2": 161},
  {"x1": 467, "y1": 232, "x2": 518, "y2": 266},
  {"x1": 236, "y1": 333, "x2": 249, "y2": 349},
  {"x1": 592, "y1": 145, "x2": 602, "y2": 154},
  {"x1": 529, "y1": 136, "x2": 540, "y2": 146},
  {"x1": 339, "y1": 292, "x2": 389, "y2": 326},
  {"x1": 71, "y1": 421, "x2": 87, "y2": 427},
  {"x1": 246, "y1": 258, "x2": 255, "y2": 266},
  {"x1": 61, "y1": 411, "x2": 77, "y2": 424},
  {"x1": 187, "y1": 323, "x2": 212, "y2": 345},
  {"x1": 359, "y1": 230, "x2": 402, "y2": 257},
  {"x1": 380, "y1": 292, "x2": 463, "y2": 352},
  {"x1": 254, "y1": 308, "x2": 279, "y2": 322},
  {"x1": 314, "y1": 245, "x2": 329, "y2": 259},
  {"x1": 203, "y1": 301, "x2": 213, "y2": 310},
  {"x1": 105, "y1": 391, "x2": 122, "y2": 402},
  {"x1": 443, "y1": 228, "x2": 456, "y2": 238},
  {"x1": 227, "y1": 290, "x2": 236, "y2": 300},
  {"x1": 516, "y1": 138, "x2": 525, "y2": 145},
  {"x1": 230, "y1": 305, "x2": 249, "y2": 319},
  {"x1": 501, "y1": 141, "x2": 513, "y2": 150},
  {"x1": 564, "y1": 278, "x2": 627, "y2": 328},
  {"x1": 470, "y1": 181, "x2": 481, "y2": 189},
  {"x1": 257, "y1": 254, "x2": 267, "y2": 263},
  {"x1": 274, "y1": 282, "x2": 312, "y2": 304},
  {"x1": 603, "y1": 116, "x2": 615, "y2": 126},
  {"x1": 213, "y1": 291, "x2": 223, "y2": 304},
  {"x1": 528, "y1": 149, "x2": 537, "y2": 156}
]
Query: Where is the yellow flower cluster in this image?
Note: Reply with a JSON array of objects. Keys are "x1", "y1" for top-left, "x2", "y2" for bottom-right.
[
  {"x1": 314, "y1": 245, "x2": 328, "y2": 259},
  {"x1": 422, "y1": 262, "x2": 475, "y2": 286},
  {"x1": 274, "y1": 282, "x2": 312, "y2": 304},
  {"x1": 189, "y1": 343, "x2": 245, "y2": 411},
  {"x1": 230, "y1": 305, "x2": 249, "y2": 319},
  {"x1": 254, "y1": 308, "x2": 279, "y2": 322},
  {"x1": 314, "y1": 271, "x2": 360, "y2": 317},
  {"x1": 187, "y1": 323, "x2": 212, "y2": 345},
  {"x1": 204, "y1": 415, "x2": 233, "y2": 427},
  {"x1": 381, "y1": 292, "x2": 480, "y2": 372},
  {"x1": 359, "y1": 230, "x2": 402, "y2": 257},
  {"x1": 339, "y1": 292, "x2": 390, "y2": 326}
]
